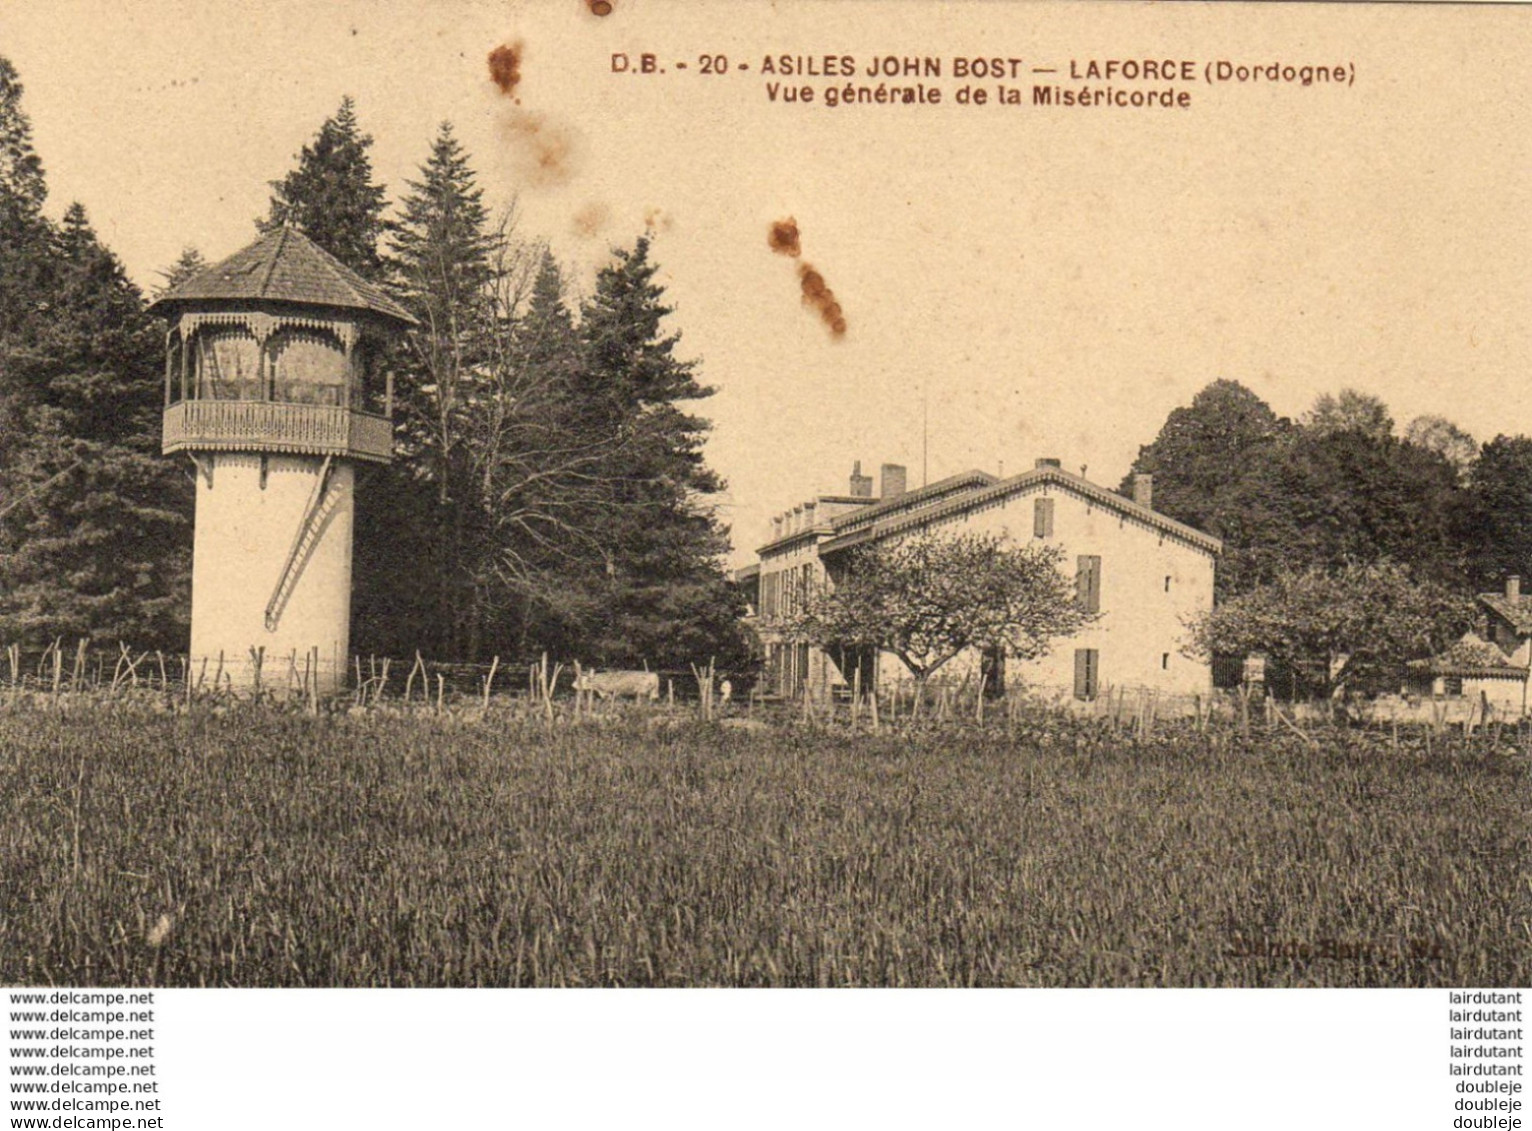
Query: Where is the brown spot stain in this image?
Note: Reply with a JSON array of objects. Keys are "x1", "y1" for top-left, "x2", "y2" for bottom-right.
[
  {"x1": 488, "y1": 41, "x2": 523, "y2": 100},
  {"x1": 572, "y1": 202, "x2": 610, "y2": 238},
  {"x1": 488, "y1": 39, "x2": 582, "y2": 187},
  {"x1": 500, "y1": 108, "x2": 579, "y2": 186},
  {"x1": 799, "y1": 262, "x2": 846, "y2": 337},
  {"x1": 769, "y1": 218, "x2": 844, "y2": 337},
  {"x1": 768, "y1": 217, "x2": 801, "y2": 258},
  {"x1": 644, "y1": 206, "x2": 675, "y2": 233},
  {"x1": 587, "y1": 0, "x2": 614, "y2": 15}
]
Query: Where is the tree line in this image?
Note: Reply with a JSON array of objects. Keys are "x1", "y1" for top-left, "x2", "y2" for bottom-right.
[
  {"x1": 1120, "y1": 380, "x2": 1531, "y2": 693},
  {"x1": 3, "y1": 53, "x2": 1528, "y2": 689},
  {"x1": 0, "y1": 68, "x2": 748, "y2": 670}
]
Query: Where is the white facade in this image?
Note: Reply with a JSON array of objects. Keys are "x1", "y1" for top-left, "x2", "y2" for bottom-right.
[
  {"x1": 745, "y1": 461, "x2": 1220, "y2": 703},
  {"x1": 189, "y1": 454, "x2": 355, "y2": 692}
]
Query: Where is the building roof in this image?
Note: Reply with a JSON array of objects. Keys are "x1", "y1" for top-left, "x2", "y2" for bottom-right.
[
  {"x1": 1414, "y1": 631, "x2": 1528, "y2": 680},
  {"x1": 756, "y1": 471, "x2": 998, "y2": 557},
  {"x1": 1480, "y1": 593, "x2": 1532, "y2": 635},
  {"x1": 818, "y1": 464, "x2": 1223, "y2": 557},
  {"x1": 147, "y1": 227, "x2": 417, "y2": 327},
  {"x1": 1412, "y1": 656, "x2": 1528, "y2": 680}
]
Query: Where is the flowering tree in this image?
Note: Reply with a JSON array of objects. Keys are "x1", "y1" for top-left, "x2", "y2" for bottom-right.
[
  {"x1": 1186, "y1": 561, "x2": 1474, "y2": 697},
  {"x1": 792, "y1": 531, "x2": 1094, "y2": 695}
]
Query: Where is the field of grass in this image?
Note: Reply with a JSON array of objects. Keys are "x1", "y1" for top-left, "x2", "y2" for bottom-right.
[{"x1": 0, "y1": 705, "x2": 1525, "y2": 987}]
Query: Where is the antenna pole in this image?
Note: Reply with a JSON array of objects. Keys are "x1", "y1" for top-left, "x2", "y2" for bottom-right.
[{"x1": 922, "y1": 384, "x2": 928, "y2": 488}]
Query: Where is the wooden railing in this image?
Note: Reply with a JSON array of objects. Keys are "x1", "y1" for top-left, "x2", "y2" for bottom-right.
[{"x1": 163, "y1": 401, "x2": 393, "y2": 463}]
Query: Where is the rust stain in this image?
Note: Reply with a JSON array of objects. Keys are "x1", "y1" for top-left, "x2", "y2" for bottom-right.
[
  {"x1": 587, "y1": 0, "x2": 614, "y2": 15},
  {"x1": 500, "y1": 108, "x2": 579, "y2": 186},
  {"x1": 799, "y1": 262, "x2": 846, "y2": 337},
  {"x1": 573, "y1": 201, "x2": 610, "y2": 238},
  {"x1": 768, "y1": 217, "x2": 801, "y2": 258},
  {"x1": 488, "y1": 41, "x2": 523, "y2": 100},
  {"x1": 488, "y1": 39, "x2": 581, "y2": 187},
  {"x1": 769, "y1": 217, "x2": 844, "y2": 337}
]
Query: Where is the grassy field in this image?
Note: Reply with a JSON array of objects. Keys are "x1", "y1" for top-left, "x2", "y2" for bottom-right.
[{"x1": 0, "y1": 705, "x2": 1525, "y2": 987}]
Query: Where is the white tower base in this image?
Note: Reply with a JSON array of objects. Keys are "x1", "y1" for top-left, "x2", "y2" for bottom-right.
[{"x1": 188, "y1": 453, "x2": 355, "y2": 695}]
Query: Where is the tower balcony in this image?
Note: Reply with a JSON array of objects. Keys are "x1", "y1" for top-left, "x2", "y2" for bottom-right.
[{"x1": 163, "y1": 400, "x2": 393, "y2": 464}]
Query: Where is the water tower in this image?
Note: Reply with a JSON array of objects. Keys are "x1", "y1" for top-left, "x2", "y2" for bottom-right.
[{"x1": 149, "y1": 228, "x2": 416, "y2": 694}]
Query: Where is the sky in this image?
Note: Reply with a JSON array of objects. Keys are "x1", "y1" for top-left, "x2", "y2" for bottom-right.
[{"x1": 6, "y1": 0, "x2": 1530, "y2": 565}]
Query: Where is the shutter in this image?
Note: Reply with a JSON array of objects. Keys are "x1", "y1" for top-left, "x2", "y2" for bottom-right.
[
  {"x1": 1076, "y1": 555, "x2": 1101, "y2": 614},
  {"x1": 1074, "y1": 649, "x2": 1090, "y2": 700},
  {"x1": 1033, "y1": 497, "x2": 1054, "y2": 538}
]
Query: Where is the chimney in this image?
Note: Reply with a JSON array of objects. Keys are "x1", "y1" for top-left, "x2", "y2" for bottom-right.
[
  {"x1": 880, "y1": 463, "x2": 907, "y2": 501},
  {"x1": 803, "y1": 501, "x2": 817, "y2": 529},
  {"x1": 1508, "y1": 576, "x2": 1521, "y2": 602},
  {"x1": 1035, "y1": 457, "x2": 1062, "y2": 470},
  {"x1": 1132, "y1": 473, "x2": 1154, "y2": 510},
  {"x1": 771, "y1": 514, "x2": 783, "y2": 540},
  {"x1": 849, "y1": 460, "x2": 873, "y2": 498}
]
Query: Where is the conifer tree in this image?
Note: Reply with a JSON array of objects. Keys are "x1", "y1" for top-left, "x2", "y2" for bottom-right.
[
  {"x1": 571, "y1": 235, "x2": 746, "y2": 668},
  {"x1": 0, "y1": 58, "x2": 45, "y2": 220},
  {"x1": 260, "y1": 97, "x2": 387, "y2": 279},
  {"x1": 0, "y1": 199, "x2": 191, "y2": 648},
  {"x1": 359, "y1": 123, "x2": 503, "y2": 656},
  {"x1": 0, "y1": 56, "x2": 52, "y2": 345},
  {"x1": 154, "y1": 247, "x2": 207, "y2": 296}
]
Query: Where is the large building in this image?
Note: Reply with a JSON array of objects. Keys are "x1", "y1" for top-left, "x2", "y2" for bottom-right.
[{"x1": 737, "y1": 459, "x2": 1222, "y2": 703}]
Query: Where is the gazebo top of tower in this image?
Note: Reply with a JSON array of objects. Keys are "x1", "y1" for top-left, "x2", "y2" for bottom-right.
[{"x1": 149, "y1": 226, "x2": 416, "y2": 328}]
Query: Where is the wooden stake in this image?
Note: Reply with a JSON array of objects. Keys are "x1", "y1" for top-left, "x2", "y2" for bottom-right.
[
  {"x1": 374, "y1": 657, "x2": 391, "y2": 707},
  {"x1": 484, "y1": 656, "x2": 500, "y2": 713}
]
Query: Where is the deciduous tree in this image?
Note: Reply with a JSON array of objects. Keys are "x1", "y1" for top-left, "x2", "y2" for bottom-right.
[
  {"x1": 1462, "y1": 434, "x2": 1532, "y2": 590},
  {"x1": 794, "y1": 532, "x2": 1092, "y2": 695},
  {"x1": 1186, "y1": 561, "x2": 1473, "y2": 697}
]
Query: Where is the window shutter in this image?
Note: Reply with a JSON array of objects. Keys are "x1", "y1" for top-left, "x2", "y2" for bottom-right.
[
  {"x1": 1033, "y1": 497, "x2": 1054, "y2": 538},
  {"x1": 1076, "y1": 555, "x2": 1101, "y2": 614},
  {"x1": 1073, "y1": 648, "x2": 1099, "y2": 701}
]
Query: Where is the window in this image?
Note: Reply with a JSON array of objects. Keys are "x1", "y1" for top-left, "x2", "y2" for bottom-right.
[
  {"x1": 1076, "y1": 555, "x2": 1101, "y2": 614},
  {"x1": 1033, "y1": 497, "x2": 1054, "y2": 538},
  {"x1": 269, "y1": 327, "x2": 347, "y2": 406},
  {"x1": 193, "y1": 326, "x2": 262, "y2": 402},
  {"x1": 1162, "y1": 653, "x2": 1170, "y2": 670},
  {"x1": 1164, "y1": 575, "x2": 1172, "y2": 592},
  {"x1": 1074, "y1": 648, "x2": 1099, "y2": 701}
]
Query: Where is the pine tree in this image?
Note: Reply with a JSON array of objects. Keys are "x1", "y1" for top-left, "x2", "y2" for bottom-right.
[
  {"x1": 154, "y1": 247, "x2": 207, "y2": 296},
  {"x1": 571, "y1": 235, "x2": 745, "y2": 669},
  {"x1": 356, "y1": 124, "x2": 503, "y2": 657},
  {"x1": 0, "y1": 56, "x2": 52, "y2": 346},
  {"x1": 260, "y1": 97, "x2": 388, "y2": 280},
  {"x1": 0, "y1": 58, "x2": 45, "y2": 220},
  {"x1": 0, "y1": 200, "x2": 191, "y2": 648},
  {"x1": 388, "y1": 122, "x2": 498, "y2": 481}
]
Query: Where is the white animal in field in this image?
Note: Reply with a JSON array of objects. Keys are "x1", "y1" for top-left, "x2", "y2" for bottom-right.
[{"x1": 574, "y1": 669, "x2": 661, "y2": 701}]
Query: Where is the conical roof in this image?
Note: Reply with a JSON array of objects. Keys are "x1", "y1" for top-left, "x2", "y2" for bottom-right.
[{"x1": 148, "y1": 226, "x2": 416, "y2": 327}]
